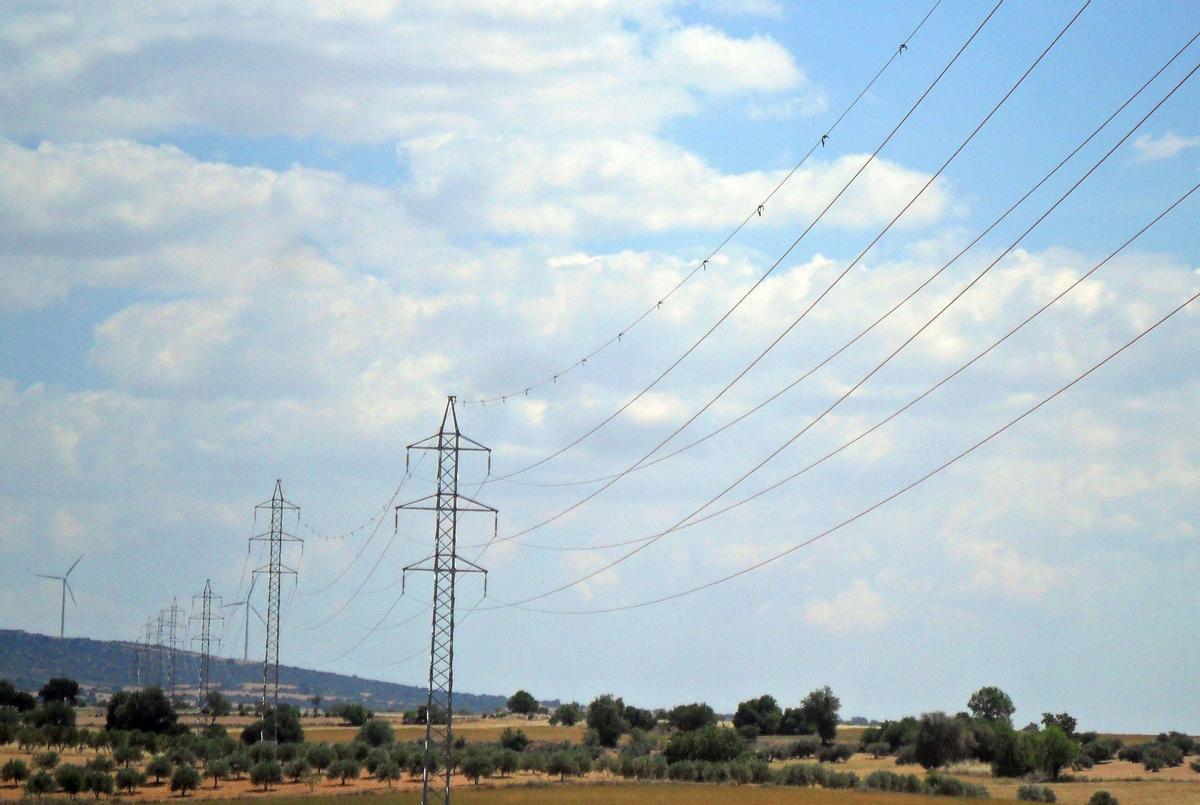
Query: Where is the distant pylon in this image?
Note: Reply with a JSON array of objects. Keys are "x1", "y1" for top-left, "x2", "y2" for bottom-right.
[
  {"x1": 161, "y1": 598, "x2": 185, "y2": 702},
  {"x1": 250, "y1": 480, "x2": 300, "y2": 743},
  {"x1": 134, "y1": 617, "x2": 154, "y2": 689},
  {"x1": 153, "y1": 612, "x2": 167, "y2": 688},
  {"x1": 398, "y1": 396, "x2": 495, "y2": 805},
  {"x1": 191, "y1": 580, "x2": 223, "y2": 724}
]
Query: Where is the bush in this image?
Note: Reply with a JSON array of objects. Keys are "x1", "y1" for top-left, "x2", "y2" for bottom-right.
[
  {"x1": 170, "y1": 765, "x2": 201, "y2": 797},
  {"x1": 817, "y1": 743, "x2": 855, "y2": 763},
  {"x1": 865, "y1": 769, "x2": 924, "y2": 794},
  {"x1": 788, "y1": 736, "x2": 821, "y2": 759},
  {"x1": 1088, "y1": 792, "x2": 1118, "y2": 805},
  {"x1": 914, "y1": 712, "x2": 967, "y2": 769},
  {"x1": 249, "y1": 760, "x2": 283, "y2": 791},
  {"x1": 1017, "y1": 783, "x2": 1057, "y2": 802},
  {"x1": 865, "y1": 741, "x2": 892, "y2": 758},
  {"x1": 1, "y1": 758, "x2": 30, "y2": 786},
  {"x1": 1190, "y1": 759, "x2": 1200, "y2": 773},
  {"x1": 925, "y1": 771, "x2": 990, "y2": 798},
  {"x1": 25, "y1": 770, "x2": 58, "y2": 795},
  {"x1": 663, "y1": 725, "x2": 747, "y2": 764},
  {"x1": 357, "y1": 718, "x2": 395, "y2": 747},
  {"x1": 895, "y1": 744, "x2": 919, "y2": 765},
  {"x1": 499, "y1": 726, "x2": 529, "y2": 752},
  {"x1": 115, "y1": 767, "x2": 145, "y2": 793},
  {"x1": 33, "y1": 750, "x2": 59, "y2": 770},
  {"x1": 54, "y1": 763, "x2": 86, "y2": 798}
]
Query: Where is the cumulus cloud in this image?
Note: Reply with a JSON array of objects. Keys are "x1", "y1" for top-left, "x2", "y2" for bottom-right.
[
  {"x1": 1132, "y1": 132, "x2": 1200, "y2": 162},
  {"x1": 953, "y1": 538, "x2": 1058, "y2": 599},
  {"x1": 803, "y1": 580, "x2": 888, "y2": 634}
]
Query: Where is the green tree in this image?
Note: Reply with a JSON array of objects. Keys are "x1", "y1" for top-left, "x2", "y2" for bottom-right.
[
  {"x1": 331, "y1": 702, "x2": 370, "y2": 726},
  {"x1": 1088, "y1": 791, "x2": 1118, "y2": 805},
  {"x1": 33, "y1": 751, "x2": 59, "y2": 770},
  {"x1": 170, "y1": 765, "x2": 201, "y2": 797},
  {"x1": 54, "y1": 763, "x2": 86, "y2": 799},
  {"x1": 327, "y1": 758, "x2": 360, "y2": 785},
  {"x1": 461, "y1": 752, "x2": 495, "y2": 784},
  {"x1": 968, "y1": 686, "x2": 1016, "y2": 725},
  {"x1": 1, "y1": 758, "x2": 30, "y2": 787},
  {"x1": 0, "y1": 706, "x2": 19, "y2": 745},
  {"x1": 733, "y1": 694, "x2": 783, "y2": 737},
  {"x1": 799, "y1": 687, "x2": 841, "y2": 744},
  {"x1": 547, "y1": 751, "x2": 579, "y2": 782},
  {"x1": 550, "y1": 702, "x2": 583, "y2": 726},
  {"x1": 356, "y1": 717, "x2": 395, "y2": 747},
  {"x1": 913, "y1": 712, "x2": 967, "y2": 769},
  {"x1": 663, "y1": 725, "x2": 747, "y2": 763},
  {"x1": 84, "y1": 770, "x2": 114, "y2": 799},
  {"x1": 113, "y1": 744, "x2": 143, "y2": 768},
  {"x1": 991, "y1": 724, "x2": 1037, "y2": 778},
  {"x1": 1035, "y1": 725, "x2": 1079, "y2": 781},
  {"x1": 203, "y1": 691, "x2": 232, "y2": 724},
  {"x1": 374, "y1": 761, "x2": 400, "y2": 786},
  {"x1": 623, "y1": 705, "x2": 656, "y2": 731},
  {"x1": 507, "y1": 690, "x2": 539, "y2": 717},
  {"x1": 39, "y1": 678, "x2": 80, "y2": 705},
  {"x1": 667, "y1": 702, "x2": 717, "y2": 732},
  {"x1": 499, "y1": 726, "x2": 529, "y2": 752},
  {"x1": 207, "y1": 758, "x2": 230, "y2": 789},
  {"x1": 146, "y1": 754, "x2": 173, "y2": 783},
  {"x1": 586, "y1": 694, "x2": 629, "y2": 747},
  {"x1": 1042, "y1": 712, "x2": 1078, "y2": 738},
  {"x1": 496, "y1": 749, "x2": 519, "y2": 777},
  {"x1": 249, "y1": 760, "x2": 282, "y2": 791},
  {"x1": 115, "y1": 767, "x2": 145, "y2": 794},
  {"x1": 306, "y1": 743, "x2": 335, "y2": 773},
  {"x1": 106, "y1": 688, "x2": 178, "y2": 734},
  {"x1": 285, "y1": 758, "x2": 310, "y2": 782},
  {"x1": 0, "y1": 680, "x2": 37, "y2": 711},
  {"x1": 25, "y1": 770, "x2": 58, "y2": 795}
]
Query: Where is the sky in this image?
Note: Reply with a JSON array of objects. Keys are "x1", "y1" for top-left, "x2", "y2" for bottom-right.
[{"x1": 1, "y1": 1, "x2": 1198, "y2": 732}]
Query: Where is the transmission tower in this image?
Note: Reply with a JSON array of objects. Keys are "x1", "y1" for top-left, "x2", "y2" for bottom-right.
[
  {"x1": 398, "y1": 396, "x2": 495, "y2": 805},
  {"x1": 134, "y1": 617, "x2": 154, "y2": 689},
  {"x1": 153, "y1": 612, "x2": 167, "y2": 688},
  {"x1": 161, "y1": 599, "x2": 185, "y2": 703},
  {"x1": 250, "y1": 480, "x2": 300, "y2": 744},
  {"x1": 191, "y1": 580, "x2": 223, "y2": 724}
]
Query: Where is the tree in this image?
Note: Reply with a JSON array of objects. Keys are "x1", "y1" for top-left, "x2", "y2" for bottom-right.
[
  {"x1": 356, "y1": 717, "x2": 395, "y2": 747},
  {"x1": 39, "y1": 678, "x2": 80, "y2": 705},
  {"x1": 968, "y1": 686, "x2": 1016, "y2": 725},
  {"x1": 507, "y1": 690, "x2": 538, "y2": 717},
  {"x1": 202, "y1": 691, "x2": 232, "y2": 724},
  {"x1": 285, "y1": 758, "x2": 311, "y2": 783},
  {"x1": 115, "y1": 768, "x2": 145, "y2": 794},
  {"x1": 0, "y1": 680, "x2": 37, "y2": 711},
  {"x1": 308, "y1": 695, "x2": 322, "y2": 716},
  {"x1": 106, "y1": 688, "x2": 178, "y2": 734},
  {"x1": 733, "y1": 694, "x2": 783, "y2": 737},
  {"x1": 461, "y1": 752, "x2": 495, "y2": 784},
  {"x1": 25, "y1": 770, "x2": 58, "y2": 795},
  {"x1": 496, "y1": 749, "x2": 519, "y2": 777},
  {"x1": 549, "y1": 702, "x2": 583, "y2": 726},
  {"x1": 54, "y1": 763, "x2": 86, "y2": 799},
  {"x1": 1, "y1": 758, "x2": 30, "y2": 787},
  {"x1": 991, "y1": 724, "x2": 1037, "y2": 778},
  {"x1": 84, "y1": 770, "x2": 114, "y2": 799},
  {"x1": 798, "y1": 686, "x2": 841, "y2": 745},
  {"x1": 778, "y1": 707, "x2": 815, "y2": 736},
  {"x1": 146, "y1": 755, "x2": 173, "y2": 783},
  {"x1": 330, "y1": 702, "x2": 370, "y2": 726},
  {"x1": 499, "y1": 727, "x2": 529, "y2": 752},
  {"x1": 623, "y1": 705, "x2": 656, "y2": 731},
  {"x1": 326, "y1": 759, "x2": 360, "y2": 785},
  {"x1": 586, "y1": 694, "x2": 629, "y2": 747},
  {"x1": 249, "y1": 761, "x2": 282, "y2": 792},
  {"x1": 913, "y1": 712, "x2": 967, "y2": 770},
  {"x1": 306, "y1": 743, "x2": 335, "y2": 773},
  {"x1": 663, "y1": 725, "x2": 747, "y2": 763},
  {"x1": 207, "y1": 759, "x2": 230, "y2": 789},
  {"x1": 170, "y1": 765, "x2": 201, "y2": 797},
  {"x1": 241, "y1": 706, "x2": 304, "y2": 744},
  {"x1": 1035, "y1": 725, "x2": 1079, "y2": 781},
  {"x1": 547, "y1": 751, "x2": 579, "y2": 782},
  {"x1": 374, "y1": 761, "x2": 400, "y2": 786},
  {"x1": 667, "y1": 702, "x2": 717, "y2": 732},
  {"x1": 32, "y1": 700, "x2": 75, "y2": 729},
  {"x1": 33, "y1": 751, "x2": 60, "y2": 770},
  {"x1": 1088, "y1": 791, "x2": 1119, "y2": 805},
  {"x1": 1042, "y1": 712, "x2": 1078, "y2": 739}
]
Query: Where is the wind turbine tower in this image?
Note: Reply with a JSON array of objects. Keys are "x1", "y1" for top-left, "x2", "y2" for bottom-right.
[{"x1": 36, "y1": 555, "x2": 82, "y2": 638}]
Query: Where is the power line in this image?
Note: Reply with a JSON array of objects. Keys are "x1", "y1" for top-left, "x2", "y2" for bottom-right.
[
  {"x1": 458, "y1": 0, "x2": 946, "y2": 410},
  {"x1": 470, "y1": 0, "x2": 1079, "y2": 552},
  {"x1": 473, "y1": 67, "x2": 1200, "y2": 609},
  {"x1": 487, "y1": 28, "x2": 1200, "y2": 550},
  {"x1": 504, "y1": 285, "x2": 1200, "y2": 614},
  {"x1": 475, "y1": 1, "x2": 1002, "y2": 485}
]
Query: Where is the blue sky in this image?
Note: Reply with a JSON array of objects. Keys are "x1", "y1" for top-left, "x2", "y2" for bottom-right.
[{"x1": 1, "y1": 1, "x2": 1198, "y2": 732}]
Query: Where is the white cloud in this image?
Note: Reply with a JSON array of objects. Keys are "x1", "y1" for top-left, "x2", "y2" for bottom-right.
[
  {"x1": 653, "y1": 25, "x2": 805, "y2": 96},
  {"x1": 803, "y1": 580, "x2": 888, "y2": 634},
  {"x1": 1132, "y1": 132, "x2": 1200, "y2": 162},
  {"x1": 954, "y1": 538, "x2": 1058, "y2": 599}
]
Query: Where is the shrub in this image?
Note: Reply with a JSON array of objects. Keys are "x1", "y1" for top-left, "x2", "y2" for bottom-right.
[
  {"x1": 84, "y1": 769, "x2": 114, "y2": 799},
  {"x1": 499, "y1": 727, "x2": 529, "y2": 752},
  {"x1": 817, "y1": 743, "x2": 855, "y2": 763},
  {"x1": 788, "y1": 736, "x2": 821, "y2": 759},
  {"x1": 663, "y1": 725, "x2": 747, "y2": 763},
  {"x1": 914, "y1": 712, "x2": 967, "y2": 769},
  {"x1": 115, "y1": 767, "x2": 145, "y2": 793},
  {"x1": 33, "y1": 750, "x2": 59, "y2": 770},
  {"x1": 865, "y1": 741, "x2": 892, "y2": 758},
  {"x1": 925, "y1": 771, "x2": 990, "y2": 798},
  {"x1": 249, "y1": 760, "x2": 282, "y2": 791},
  {"x1": 25, "y1": 770, "x2": 58, "y2": 795},
  {"x1": 1, "y1": 758, "x2": 30, "y2": 786},
  {"x1": 1190, "y1": 759, "x2": 1200, "y2": 773},
  {"x1": 1088, "y1": 792, "x2": 1118, "y2": 805},
  {"x1": 54, "y1": 763, "x2": 86, "y2": 798},
  {"x1": 357, "y1": 718, "x2": 395, "y2": 747},
  {"x1": 895, "y1": 744, "x2": 919, "y2": 765},
  {"x1": 865, "y1": 769, "x2": 923, "y2": 794},
  {"x1": 1017, "y1": 783, "x2": 1057, "y2": 802},
  {"x1": 170, "y1": 765, "x2": 201, "y2": 797}
]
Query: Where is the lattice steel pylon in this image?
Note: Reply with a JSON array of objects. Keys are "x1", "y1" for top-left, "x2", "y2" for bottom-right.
[
  {"x1": 191, "y1": 580, "x2": 223, "y2": 725},
  {"x1": 398, "y1": 396, "x2": 496, "y2": 805},
  {"x1": 161, "y1": 599, "x2": 185, "y2": 702},
  {"x1": 153, "y1": 613, "x2": 166, "y2": 688},
  {"x1": 250, "y1": 480, "x2": 301, "y2": 743}
]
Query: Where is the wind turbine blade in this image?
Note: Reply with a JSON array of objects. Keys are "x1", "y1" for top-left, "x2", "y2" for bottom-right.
[
  {"x1": 66, "y1": 554, "x2": 83, "y2": 577},
  {"x1": 65, "y1": 581, "x2": 77, "y2": 606},
  {"x1": 36, "y1": 574, "x2": 60, "y2": 580}
]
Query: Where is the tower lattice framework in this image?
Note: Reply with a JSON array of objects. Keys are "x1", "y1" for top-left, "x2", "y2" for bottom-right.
[
  {"x1": 251, "y1": 480, "x2": 300, "y2": 743},
  {"x1": 398, "y1": 397, "x2": 495, "y2": 805}
]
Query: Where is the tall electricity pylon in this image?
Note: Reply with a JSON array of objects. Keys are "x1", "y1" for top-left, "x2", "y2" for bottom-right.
[
  {"x1": 161, "y1": 599, "x2": 185, "y2": 702},
  {"x1": 251, "y1": 480, "x2": 300, "y2": 744},
  {"x1": 153, "y1": 612, "x2": 167, "y2": 688},
  {"x1": 134, "y1": 617, "x2": 155, "y2": 689},
  {"x1": 191, "y1": 580, "x2": 223, "y2": 724},
  {"x1": 398, "y1": 396, "x2": 495, "y2": 805}
]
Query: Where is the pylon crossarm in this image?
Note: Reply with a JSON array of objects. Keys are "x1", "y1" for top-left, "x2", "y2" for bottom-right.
[{"x1": 450, "y1": 492, "x2": 497, "y2": 513}]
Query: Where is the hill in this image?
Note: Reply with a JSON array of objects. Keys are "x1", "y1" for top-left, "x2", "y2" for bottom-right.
[{"x1": 0, "y1": 629, "x2": 508, "y2": 713}]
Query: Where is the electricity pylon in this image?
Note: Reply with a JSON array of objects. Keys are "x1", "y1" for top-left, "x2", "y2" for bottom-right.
[
  {"x1": 191, "y1": 580, "x2": 223, "y2": 724},
  {"x1": 250, "y1": 480, "x2": 300, "y2": 743},
  {"x1": 398, "y1": 396, "x2": 495, "y2": 805},
  {"x1": 134, "y1": 617, "x2": 155, "y2": 689},
  {"x1": 153, "y1": 612, "x2": 167, "y2": 688},
  {"x1": 161, "y1": 599, "x2": 185, "y2": 702}
]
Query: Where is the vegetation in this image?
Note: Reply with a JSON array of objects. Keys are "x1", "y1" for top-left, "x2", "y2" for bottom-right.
[{"x1": 506, "y1": 689, "x2": 538, "y2": 716}]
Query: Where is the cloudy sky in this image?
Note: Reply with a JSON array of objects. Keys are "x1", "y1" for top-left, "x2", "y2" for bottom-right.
[{"x1": 2, "y1": 1, "x2": 1198, "y2": 731}]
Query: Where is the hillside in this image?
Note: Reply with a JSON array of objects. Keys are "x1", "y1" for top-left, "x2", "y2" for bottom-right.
[{"x1": 0, "y1": 629, "x2": 508, "y2": 713}]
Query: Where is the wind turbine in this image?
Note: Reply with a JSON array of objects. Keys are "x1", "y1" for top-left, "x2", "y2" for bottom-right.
[
  {"x1": 36, "y1": 555, "x2": 82, "y2": 638},
  {"x1": 221, "y1": 575, "x2": 263, "y2": 661}
]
